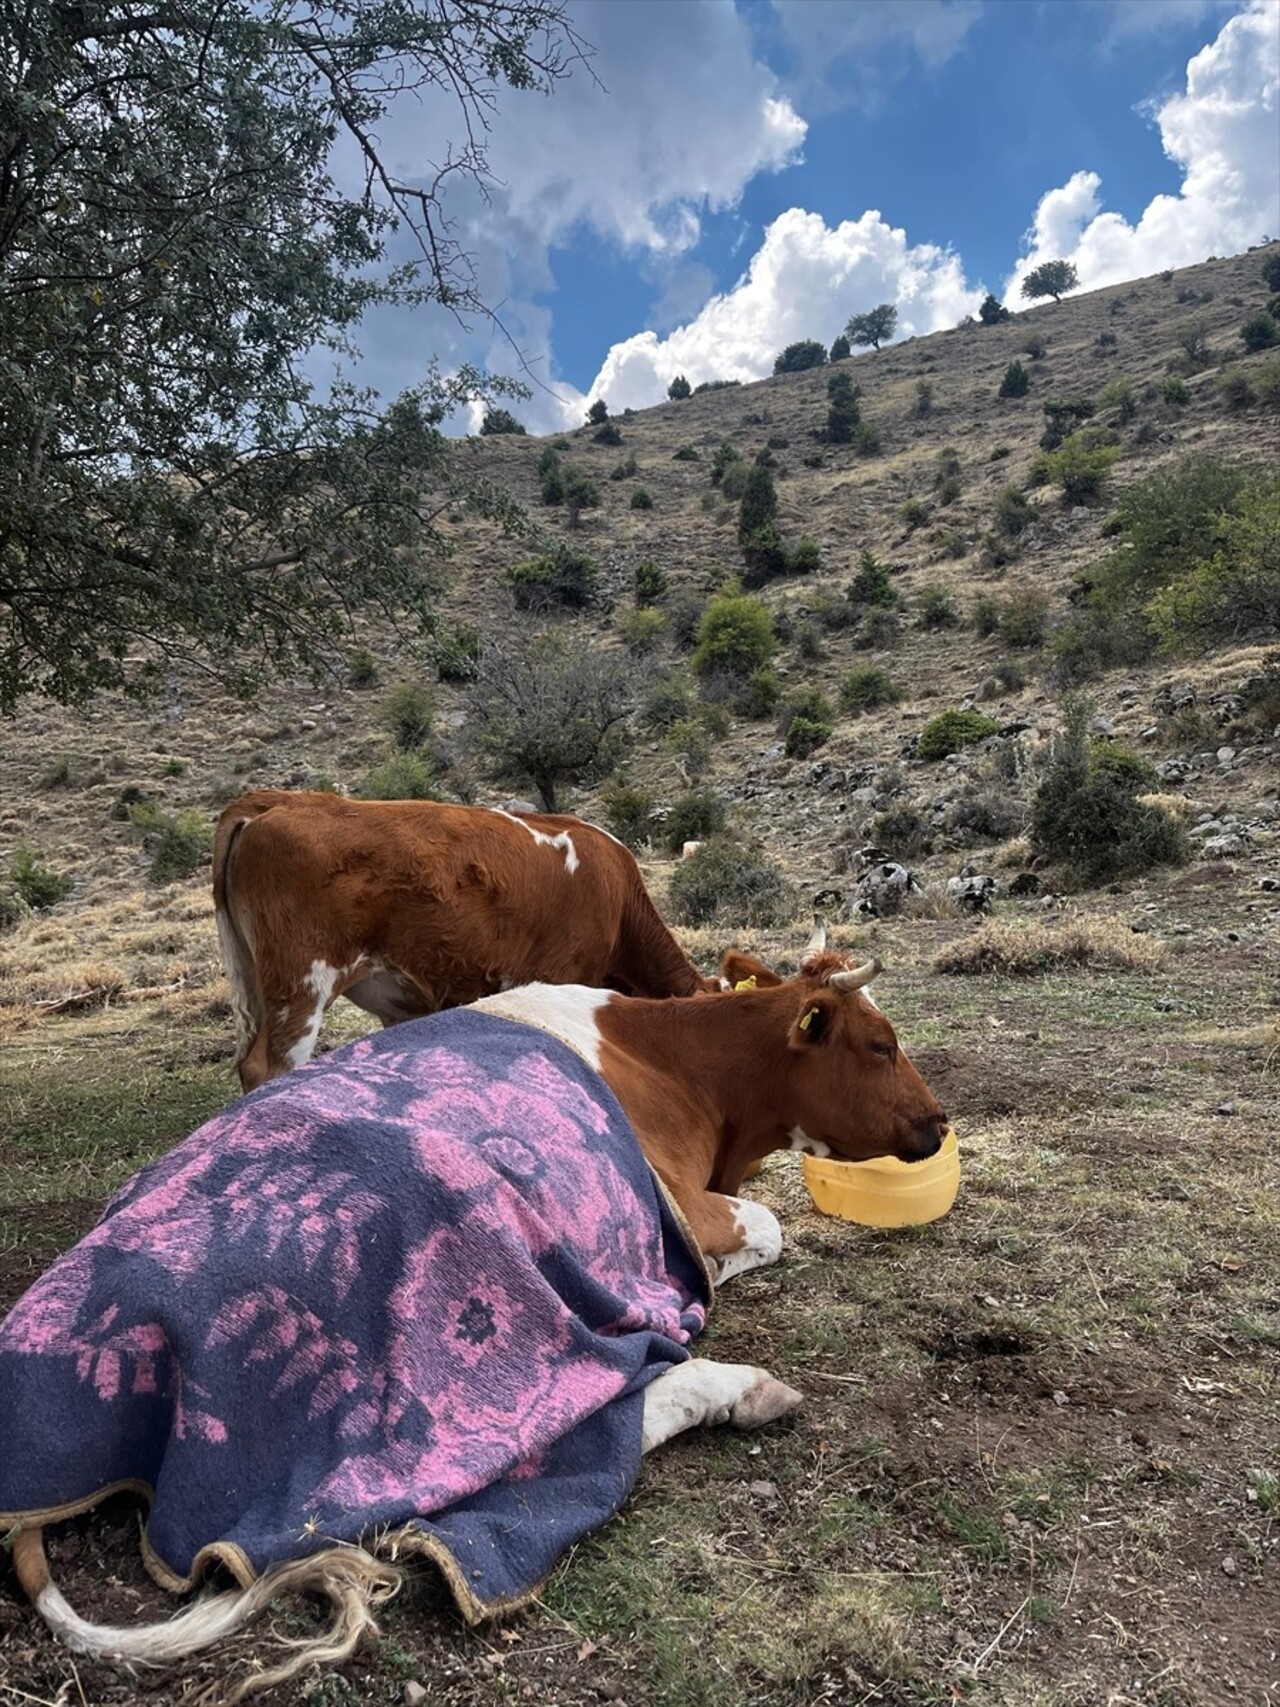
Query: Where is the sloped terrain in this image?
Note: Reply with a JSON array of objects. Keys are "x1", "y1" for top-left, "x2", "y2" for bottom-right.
[{"x1": 1, "y1": 245, "x2": 1278, "y2": 1707}]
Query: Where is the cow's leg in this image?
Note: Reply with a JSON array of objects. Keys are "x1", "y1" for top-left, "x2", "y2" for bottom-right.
[
  {"x1": 675, "y1": 1190, "x2": 783, "y2": 1284},
  {"x1": 641, "y1": 1360, "x2": 803, "y2": 1453},
  {"x1": 239, "y1": 961, "x2": 343, "y2": 1090}
]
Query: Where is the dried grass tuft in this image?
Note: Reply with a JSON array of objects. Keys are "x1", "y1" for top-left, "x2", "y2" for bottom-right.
[{"x1": 935, "y1": 916, "x2": 1166, "y2": 975}]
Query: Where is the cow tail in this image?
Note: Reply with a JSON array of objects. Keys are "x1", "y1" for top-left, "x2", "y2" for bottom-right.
[
  {"x1": 12, "y1": 1525, "x2": 402, "y2": 1704},
  {"x1": 212, "y1": 810, "x2": 263, "y2": 1065}
]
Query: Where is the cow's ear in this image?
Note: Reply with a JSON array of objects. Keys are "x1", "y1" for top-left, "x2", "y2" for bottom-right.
[
  {"x1": 788, "y1": 990, "x2": 839, "y2": 1049},
  {"x1": 721, "y1": 951, "x2": 784, "y2": 990}
]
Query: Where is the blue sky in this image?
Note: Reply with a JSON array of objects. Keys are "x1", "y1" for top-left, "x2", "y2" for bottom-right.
[{"x1": 352, "y1": 0, "x2": 1279, "y2": 431}]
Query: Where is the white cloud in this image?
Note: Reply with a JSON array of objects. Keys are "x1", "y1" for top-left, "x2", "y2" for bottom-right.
[
  {"x1": 562, "y1": 207, "x2": 982, "y2": 425},
  {"x1": 1007, "y1": 1, "x2": 1280, "y2": 301}
]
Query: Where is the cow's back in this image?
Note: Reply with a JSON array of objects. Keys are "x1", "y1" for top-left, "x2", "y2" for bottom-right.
[{"x1": 215, "y1": 791, "x2": 653, "y2": 1004}]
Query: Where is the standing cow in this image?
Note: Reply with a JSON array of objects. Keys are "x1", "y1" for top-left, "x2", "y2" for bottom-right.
[
  {"x1": 3, "y1": 946, "x2": 946, "y2": 1701},
  {"x1": 213, "y1": 790, "x2": 722, "y2": 1090}
]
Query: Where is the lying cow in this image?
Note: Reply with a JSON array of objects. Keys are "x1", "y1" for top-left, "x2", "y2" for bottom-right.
[
  {"x1": 214, "y1": 789, "x2": 723, "y2": 1092},
  {"x1": 2, "y1": 946, "x2": 946, "y2": 1701}
]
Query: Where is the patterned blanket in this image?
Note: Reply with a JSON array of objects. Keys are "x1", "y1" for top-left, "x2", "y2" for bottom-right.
[{"x1": 0, "y1": 1010, "x2": 710, "y2": 1616}]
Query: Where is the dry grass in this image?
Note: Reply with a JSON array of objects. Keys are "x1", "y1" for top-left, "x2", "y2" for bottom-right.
[{"x1": 933, "y1": 916, "x2": 1167, "y2": 975}]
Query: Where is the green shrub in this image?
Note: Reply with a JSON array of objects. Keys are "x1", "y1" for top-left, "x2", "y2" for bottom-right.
[
  {"x1": 778, "y1": 685, "x2": 833, "y2": 737},
  {"x1": 1021, "y1": 334, "x2": 1046, "y2": 360},
  {"x1": 1031, "y1": 698, "x2": 1187, "y2": 885},
  {"x1": 773, "y1": 339, "x2": 827, "y2": 374},
  {"x1": 347, "y1": 645, "x2": 379, "y2": 688},
  {"x1": 382, "y1": 680, "x2": 435, "y2": 751},
  {"x1": 936, "y1": 474, "x2": 962, "y2": 506},
  {"x1": 1234, "y1": 651, "x2": 1280, "y2": 735},
  {"x1": 710, "y1": 441, "x2": 742, "y2": 486},
  {"x1": 601, "y1": 781, "x2": 655, "y2": 849},
  {"x1": 782, "y1": 715, "x2": 830, "y2": 758},
  {"x1": 691, "y1": 587, "x2": 776, "y2": 679},
  {"x1": 998, "y1": 361, "x2": 1030, "y2": 398},
  {"x1": 358, "y1": 751, "x2": 437, "y2": 801},
  {"x1": 1000, "y1": 588, "x2": 1050, "y2": 649},
  {"x1": 789, "y1": 538, "x2": 822, "y2": 575},
  {"x1": 829, "y1": 333, "x2": 851, "y2": 362},
  {"x1": 663, "y1": 790, "x2": 728, "y2": 853},
  {"x1": 840, "y1": 665, "x2": 900, "y2": 713},
  {"x1": 130, "y1": 806, "x2": 214, "y2": 884},
  {"x1": 619, "y1": 607, "x2": 666, "y2": 654},
  {"x1": 1089, "y1": 738, "x2": 1157, "y2": 792},
  {"x1": 1161, "y1": 374, "x2": 1190, "y2": 406},
  {"x1": 480, "y1": 407, "x2": 526, "y2": 435},
  {"x1": 672, "y1": 445, "x2": 700, "y2": 461},
  {"x1": 971, "y1": 595, "x2": 1002, "y2": 637},
  {"x1": 667, "y1": 375, "x2": 692, "y2": 400},
  {"x1": 110, "y1": 783, "x2": 150, "y2": 821},
  {"x1": 565, "y1": 470, "x2": 603, "y2": 520},
  {"x1": 634, "y1": 559, "x2": 668, "y2": 606},
  {"x1": 852, "y1": 420, "x2": 882, "y2": 456},
  {"x1": 9, "y1": 844, "x2": 74, "y2": 910},
  {"x1": 630, "y1": 487, "x2": 654, "y2": 511},
  {"x1": 719, "y1": 459, "x2": 750, "y2": 501},
  {"x1": 586, "y1": 399, "x2": 610, "y2": 425},
  {"x1": 667, "y1": 588, "x2": 705, "y2": 650},
  {"x1": 1146, "y1": 473, "x2": 1280, "y2": 650},
  {"x1": 873, "y1": 805, "x2": 929, "y2": 858},
  {"x1": 1037, "y1": 432, "x2": 1122, "y2": 504},
  {"x1": 917, "y1": 583, "x2": 961, "y2": 630},
  {"x1": 741, "y1": 523, "x2": 791, "y2": 589},
  {"x1": 610, "y1": 453, "x2": 638, "y2": 482},
  {"x1": 917, "y1": 708, "x2": 1001, "y2": 760},
  {"x1": 824, "y1": 371, "x2": 861, "y2": 443},
  {"x1": 435, "y1": 624, "x2": 482, "y2": 683},
  {"x1": 539, "y1": 446, "x2": 565, "y2": 505},
  {"x1": 39, "y1": 755, "x2": 73, "y2": 789},
  {"x1": 506, "y1": 543, "x2": 598, "y2": 611},
  {"x1": 979, "y1": 293, "x2": 1010, "y2": 325},
  {"x1": 1098, "y1": 375, "x2": 1135, "y2": 421},
  {"x1": 643, "y1": 673, "x2": 695, "y2": 731},
  {"x1": 730, "y1": 664, "x2": 782, "y2": 719},
  {"x1": 899, "y1": 497, "x2": 930, "y2": 532},
  {"x1": 1241, "y1": 312, "x2": 1279, "y2": 352},
  {"x1": 855, "y1": 607, "x2": 902, "y2": 650},
  {"x1": 1040, "y1": 398, "x2": 1096, "y2": 450},
  {"x1": 847, "y1": 549, "x2": 897, "y2": 609},
  {"x1": 667, "y1": 836, "x2": 793, "y2": 927},
  {"x1": 914, "y1": 378, "x2": 934, "y2": 416},
  {"x1": 667, "y1": 717, "x2": 712, "y2": 780},
  {"x1": 1218, "y1": 367, "x2": 1254, "y2": 410}
]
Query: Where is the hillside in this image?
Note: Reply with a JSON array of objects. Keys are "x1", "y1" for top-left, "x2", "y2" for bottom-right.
[
  {"x1": 1, "y1": 241, "x2": 1277, "y2": 1013},
  {"x1": 2, "y1": 243, "x2": 1279, "y2": 1707}
]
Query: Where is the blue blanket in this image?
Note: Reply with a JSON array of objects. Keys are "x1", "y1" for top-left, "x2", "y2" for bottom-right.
[{"x1": 0, "y1": 1010, "x2": 710, "y2": 1616}]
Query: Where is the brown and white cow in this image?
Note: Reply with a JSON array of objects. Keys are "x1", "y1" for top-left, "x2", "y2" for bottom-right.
[
  {"x1": 9, "y1": 944, "x2": 946, "y2": 1696},
  {"x1": 214, "y1": 789, "x2": 722, "y2": 1091}
]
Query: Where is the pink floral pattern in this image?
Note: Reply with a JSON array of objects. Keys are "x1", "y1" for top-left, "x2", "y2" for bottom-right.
[{"x1": 0, "y1": 1009, "x2": 708, "y2": 1612}]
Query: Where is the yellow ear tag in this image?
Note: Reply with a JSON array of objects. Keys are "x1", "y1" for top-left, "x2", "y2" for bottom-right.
[
  {"x1": 799, "y1": 1006, "x2": 818, "y2": 1030},
  {"x1": 733, "y1": 976, "x2": 758, "y2": 992}
]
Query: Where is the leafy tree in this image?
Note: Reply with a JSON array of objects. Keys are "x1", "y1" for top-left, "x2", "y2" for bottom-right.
[
  {"x1": 0, "y1": 0, "x2": 582, "y2": 711},
  {"x1": 978, "y1": 294, "x2": 1011, "y2": 325},
  {"x1": 829, "y1": 333, "x2": 852, "y2": 362},
  {"x1": 471, "y1": 633, "x2": 633, "y2": 813},
  {"x1": 667, "y1": 375, "x2": 693, "y2": 400},
  {"x1": 1146, "y1": 474, "x2": 1280, "y2": 649},
  {"x1": 773, "y1": 340, "x2": 828, "y2": 374},
  {"x1": 1022, "y1": 260, "x2": 1079, "y2": 303},
  {"x1": 480, "y1": 408, "x2": 527, "y2": 436},
  {"x1": 586, "y1": 399, "x2": 610, "y2": 425},
  {"x1": 845, "y1": 304, "x2": 898, "y2": 351}
]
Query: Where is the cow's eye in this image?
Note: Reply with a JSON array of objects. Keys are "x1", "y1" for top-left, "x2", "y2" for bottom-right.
[{"x1": 871, "y1": 1041, "x2": 895, "y2": 1061}]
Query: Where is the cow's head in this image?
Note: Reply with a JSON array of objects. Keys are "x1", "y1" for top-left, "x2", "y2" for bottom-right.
[{"x1": 721, "y1": 924, "x2": 947, "y2": 1166}]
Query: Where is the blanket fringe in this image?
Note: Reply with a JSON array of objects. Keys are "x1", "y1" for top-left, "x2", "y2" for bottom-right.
[{"x1": 13, "y1": 1524, "x2": 403, "y2": 1705}]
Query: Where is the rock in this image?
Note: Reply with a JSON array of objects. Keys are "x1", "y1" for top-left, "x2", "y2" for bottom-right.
[
  {"x1": 946, "y1": 873, "x2": 998, "y2": 913},
  {"x1": 1200, "y1": 833, "x2": 1247, "y2": 859},
  {"x1": 1216, "y1": 746, "x2": 1236, "y2": 765},
  {"x1": 856, "y1": 862, "x2": 921, "y2": 917},
  {"x1": 405, "y1": 1682, "x2": 429, "y2": 1705}
]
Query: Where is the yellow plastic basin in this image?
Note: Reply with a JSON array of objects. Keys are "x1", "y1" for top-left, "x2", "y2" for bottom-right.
[{"x1": 802, "y1": 1129, "x2": 960, "y2": 1227}]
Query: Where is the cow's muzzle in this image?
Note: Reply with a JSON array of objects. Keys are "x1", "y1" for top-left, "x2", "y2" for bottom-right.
[{"x1": 901, "y1": 1115, "x2": 947, "y2": 1162}]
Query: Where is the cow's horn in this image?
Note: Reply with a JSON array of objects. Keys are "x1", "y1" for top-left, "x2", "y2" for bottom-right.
[
  {"x1": 804, "y1": 914, "x2": 828, "y2": 956},
  {"x1": 829, "y1": 958, "x2": 881, "y2": 991}
]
